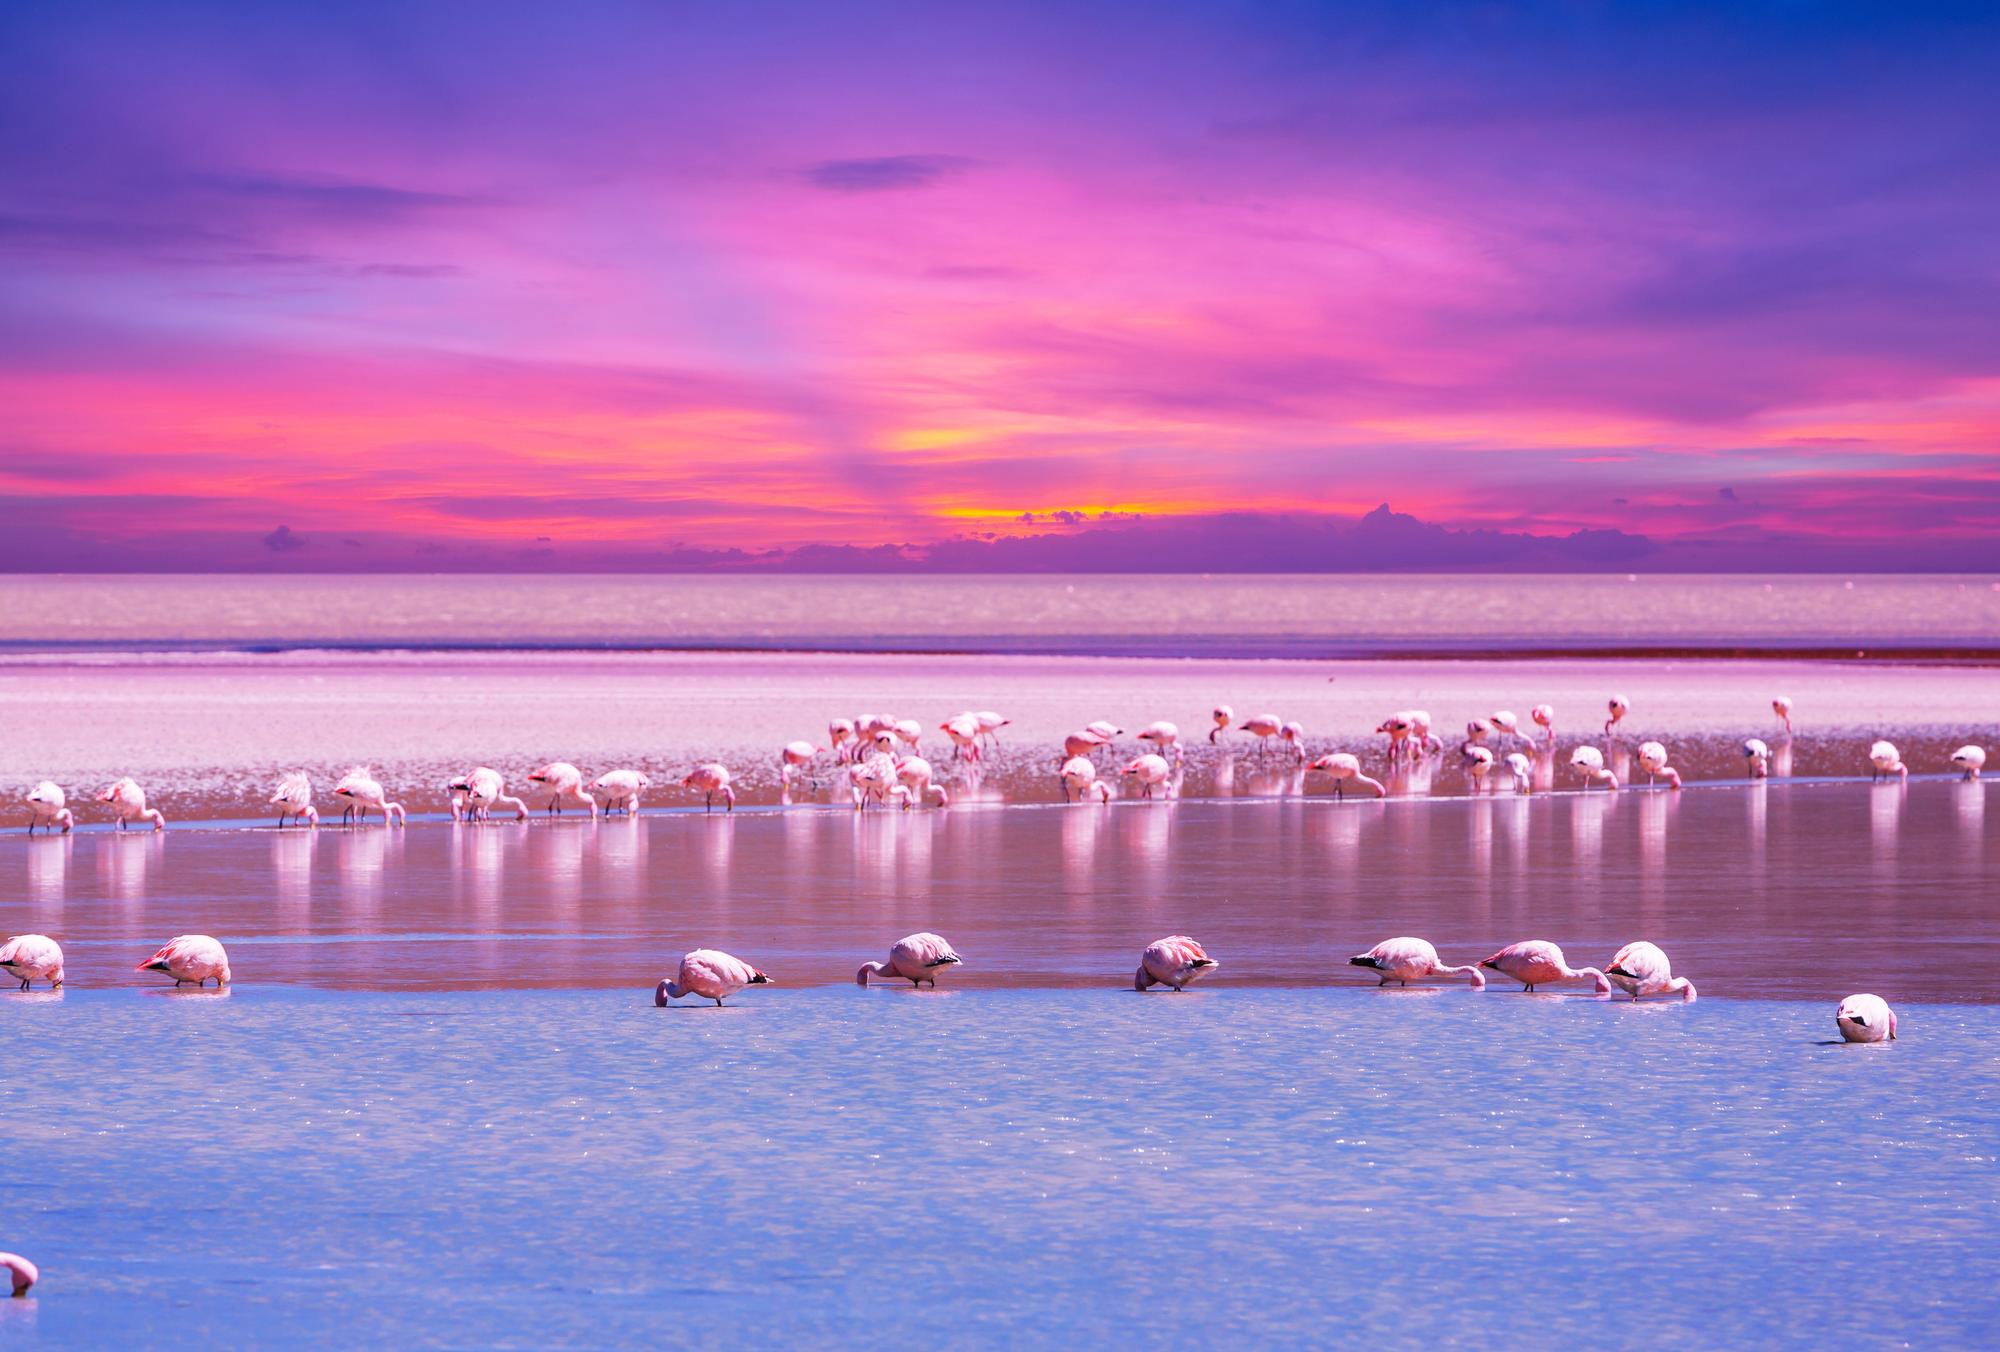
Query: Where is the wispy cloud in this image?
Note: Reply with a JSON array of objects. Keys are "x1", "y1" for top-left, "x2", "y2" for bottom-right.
[{"x1": 801, "y1": 154, "x2": 975, "y2": 193}]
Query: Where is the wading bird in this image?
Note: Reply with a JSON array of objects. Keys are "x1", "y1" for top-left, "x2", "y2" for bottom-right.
[
  {"x1": 1479, "y1": 941, "x2": 1610, "y2": 994},
  {"x1": 1836, "y1": 993, "x2": 1896, "y2": 1043},
  {"x1": 0, "y1": 933, "x2": 64, "y2": 990},
  {"x1": 25, "y1": 782, "x2": 73, "y2": 835},
  {"x1": 683, "y1": 763, "x2": 737, "y2": 812},
  {"x1": 136, "y1": 934, "x2": 231, "y2": 988},
  {"x1": 1309, "y1": 752, "x2": 1386, "y2": 798},
  {"x1": 1568, "y1": 746, "x2": 1617, "y2": 791},
  {"x1": 1604, "y1": 941, "x2": 1696, "y2": 1001},
  {"x1": 269, "y1": 772, "x2": 318, "y2": 828},
  {"x1": 1868, "y1": 741, "x2": 1907, "y2": 782},
  {"x1": 1134, "y1": 936, "x2": 1218, "y2": 992},
  {"x1": 856, "y1": 932, "x2": 961, "y2": 987},
  {"x1": 333, "y1": 768, "x2": 404, "y2": 826},
  {"x1": 654, "y1": 949, "x2": 772, "y2": 1007},
  {"x1": 98, "y1": 778, "x2": 165, "y2": 831},
  {"x1": 1349, "y1": 937, "x2": 1486, "y2": 988},
  {"x1": 528, "y1": 762, "x2": 599, "y2": 818}
]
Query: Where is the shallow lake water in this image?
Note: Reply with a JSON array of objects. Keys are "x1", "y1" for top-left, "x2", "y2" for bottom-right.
[{"x1": 3, "y1": 986, "x2": 1994, "y2": 1346}]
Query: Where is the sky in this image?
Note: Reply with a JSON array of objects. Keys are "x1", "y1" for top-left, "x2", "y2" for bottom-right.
[{"x1": 3, "y1": 0, "x2": 1998, "y2": 571}]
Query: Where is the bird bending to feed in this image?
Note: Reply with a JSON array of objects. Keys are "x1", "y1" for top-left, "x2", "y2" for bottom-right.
[
  {"x1": 1239, "y1": 713, "x2": 1284, "y2": 756},
  {"x1": 1135, "y1": 936, "x2": 1219, "y2": 991},
  {"x1": 779, "y1": 742, "x2": 822, "y2": 788},
  {"x1": 1604, "y1": 694, "x2": 1630, "y2": 736},
  {"x1": 1773, "y1": 695, "x2": 1794, "y2": 733},
  {"x1": 527, "y1": 762, "x2": 599, "y2": 819},
  {"x1": 1605, "y1": 941, "x2": 1696, "y2": 1001},
  {"x1": 0, "y1": 933, "x2": 64, "y2": 989},
  {"x1": 1, "y1": 1252, "x2": 36, "y2": 1298},
  {"x1": 1480, "y1": 940, "x2": 1610, "y2": 994},
  {"x1": 1063, "y1": 728, "x2": 1112, "y2": 760},
  {"x1": 1210, "y1": 705, "x2": 1233, "y2": 743},
  {"x1": 1952, "y1": 745, "x2": 1986, "y2": 780},
  {"x1": 893, "y1": 719, "x2": 924, "y2": 751},
  {"x1": 1309, "y1": 752, "x2": 1386, "y2": 798},
  {"x1": 1280, "y1": 720, "x2": 1307, "y2": 760},
  {"x1": 333, "y1": 768, "x2": 405, "y2": 826},
  {"x1": 1635, "y1": 741, "x2": 1681, "y2": 790},
  {"x1": 452, "y1": 767, "x2": 529, "y2": 822},
  {"x1": 1349, "y1": 937, "x2": 1486, "y2": 988},
  {"x1": 857, "y1": 932, "x2": 962, "y2": 987},
  {"x1": 683, "y1": 763, "x2": 736, "y2": 812},
  {"x1": 1084, "y1": 720, "x2": 1123, "y2": 744},
  {"x1": 894, "y1": 756, "x2": 949, "y2": 808},
  {"x1": 1137, "y1": 721, "x2": 1182, "y2": 762},
  {"x1": 940, "y1": 714, "x2": 983, "y2": 761},
  {"x1": 1568, "y1": 746, "x2": 1618, "y2": 791},
  {"x1": 269, "y1": 772, "x2": 318, "y2": 827},
  {"x1": 1465, "y1": 717, "x2": 1493, "y2": 746},
  {"x1": 1376, "y1": 712, "x2": 1413, "y2": 760},
  {"x1": 1868, "y1": 741, "x2": 1907, "y2": 782},
  {"x1": 849, "y1": 754, "x2": 896, "y2": 810},
  {"x1": 655, "y1": 949, "x2": 771, "y2": 1007},
  {"x1": 972, "y1": 710, "x2": 1009, "y2": 747},
  {"x1": 828, "y1": 718, "x2": 857, "y2": 763},
  {"x1": 1504, "y1": 752, "x2": 1533, "y2": 794},
  {"x1": 1085, "y1": 780, "x2": 1115, "y2": 803},
  {"x1": 25, "y1": 781, "x2": 74, "y2": 835},
  {"x1": 1122, "y1": 753, "x2": 1174, "y2": 799},
  {"x1": 1406, "y1": 710, "x2": 1442, "y2": 758},
  {"x1": 1462, "y1": 744, "x2": 1494, "y2": 789},
  {"x1": 1531, "y1": 703, "x2": 1556, "y2": 745},
  {"x1": 1490, "y1": 710, "x2": 1529, "y2": 746},
  {"x1": 1058, "y1": 755, "x2": 1098, "y2": 802},
  {"x1": 98, "y1": 777, "x2": 165, "y2": 831},
  {"x1": 1743, "y1": 738, "x2": 1772, "y2": 779},
  {"x1": 1836, "y1": 993, "x2": 1896, "y2": 1043},
  {"x1": 137, "y1": 934, "x2": 231, "y2": 988},
  {"x1": 591, "y1": 769, "x2": 651, "y2": 815}
]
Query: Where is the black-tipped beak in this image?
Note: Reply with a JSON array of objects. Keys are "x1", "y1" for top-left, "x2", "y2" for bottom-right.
[
  {"x1": 1192, "y1": 959, "x2": 1217, "y2": 968},
  {"x1": 1349, "y1": 956, "x2": 1380, "y2": 969}
]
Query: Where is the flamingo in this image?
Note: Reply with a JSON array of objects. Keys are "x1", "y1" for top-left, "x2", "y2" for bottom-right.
[
  {"x1": 0, "y1": 933, "x2": 64, "y2": 989},
  {"x1": 972, "y1": 710, "x2": 1009, "y2": 747},
  {"x1": 446, "y1": 775, "x2": 473, "y2": 822},
  {"x1": 1122, "y1": 753, "x2": 1174, "y2": 799},
  {"x1": 1869, "y1": 741, "x2": 1907, "y2": 782},
  {"x1": 591, "y1": 769, "x2": 652, "y2": 815},
  {"x1": 1568, "y1": 746, "x2": 1618, "y2": 791},
  {"x1": 1743, "y1": 738, "x2": 1772, "y2": 779},
  {"x1": 1136, "y1": 721, "x2": 1183, "y2": 763},
  {"x1": 856, "y1": 932, "x2": 962, "y2": 987},
  {"x1": 97, "y1": 778, "x2": 165, "y2": 831},
  {"x1": 1064, "y1": 728, "x2": 1112, "y2": 760},
  {"x1": 869, "y1": 726, "x2": 901, "y2": 758},
  {"x1": 1773, "y1": 695, "x2": 1795, "y2": 734},
  {"x1": 1836, "y1": 993, "x2": 1897, "y2": 1043},
  {"x1": 1407, "y1": 711, "x2": 1443, "y2": 758},
  {"x1": 452, "y1": 767, "x2": 529, "y2": 822},
  {"x1": 1604, "y1": 694, "x2": 1630, "y2": 736},
  {"x1": 528, "y1": 762, "x2": 598, "y2": 818},
  {"x1": 893, "y1": 719, "x2": 924, "y2": 752},
  {"x1": 828, "y1": 718, "x2": 857, "y2": 763},
  {"x1": 683, "y1": 763, "x2": 736, "y2": 812},
  {"x1": 1635, "y1": 741, "x2": 1681, "y2": 790},
  {"x1": 1604, "y1": 941, "x2": 1696, "y2": 1001},
  {"x1": 269, "y1": 772, "x2": 318, "y2": 827},
  {"x1": 1084, "y1": 780, "x2": 1115, "y2": 803},
  {"x1": 1084, "y1": 720, "x2": 1124, "y2": 745},
  {"x1": 1309, "y1": 752, "x2": 1386, "y2": 798},
  {"x1": 1349, "y1": 937, "x2": 1486, "y2": 988},
  {"x1": 136, "y1": 934, "x2": 231, "y2": 988},
  {"x1": 1479, "y1": 940, "x2": 1610, "y2": 994},
  {"x1": 1951, "y1": 745, "x2": 1986, "y2": 780},
  {"x1": 333, "y1": 768, "x2": 405, "y2": 826},
  {"x1": 1465, "y1": 717, "x2": 1493, "y2": 746},
  {"x1": 849, "y1": 753, "x2": 897, "y2": 810},
  {"x1": 1461, "y1": 744, "x2": 1494, "y2": 790},
  {"x1": 1210, "y1": 705, "x2": 1233, "y2": 743},
  {"x1": 1, "y1": 1252, "x2": 35, "y2": 1297},
  {"x1": 1279, "y1": 720, "x2": 1307, "y2": 761},
  {"x1": 654, "y1": 949, "x2": 772, "y2": 1007},
  {"x1": 780, "y1": 742, "x2": 823, "y2": 789},
  {"x1": 25, "y1": 781, "x2": 73, "y2": 835},
  {"x1": 1491, "y1": 710, "x2": 1530, "y2": 747},
  {"x1": 895, "y1": 756, "x2": 949, "y2": 809},
  {"x1": 1376, "y1": 712, "x2": 1413, "y2": 761},
  {"x1": 1058, "y1": 755, "x2": 1098, "y2": 803},
  {"x1": 1134, "y1": 936, "x2": 1219, "y2": 992},
  {"x1": 1531, "y1": 703, "x2": 1556, "y2": 746},
  {"x1": 1239, "y1": 712, "x2": 1283, "y2": 757},
  {"x1": 1504, "y1": 752, "x2": 1533, "y2": 794},
  {"x1": 940, "y1": 714, "x2": 983, "y2": 762}
]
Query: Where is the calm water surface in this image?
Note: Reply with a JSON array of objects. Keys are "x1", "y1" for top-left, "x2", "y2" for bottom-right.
[{"x1": 4, "y1": 987, "x2": 1995, "y2": 1345}]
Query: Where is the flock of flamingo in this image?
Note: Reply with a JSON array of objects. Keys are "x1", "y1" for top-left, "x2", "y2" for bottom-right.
[{"x1": 13, "y1": 695, "x2": 1991, "y2": 835}]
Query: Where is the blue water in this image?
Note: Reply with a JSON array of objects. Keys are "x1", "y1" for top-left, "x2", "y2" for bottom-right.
[{"x1": 4, "y1": 986, "x2": 1994, "y2": 1345}]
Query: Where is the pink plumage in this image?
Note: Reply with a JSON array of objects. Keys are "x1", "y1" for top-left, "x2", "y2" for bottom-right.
[
  {"x1": 0, "y1": 933, "x2": 64, "y2": 990},
  {"x1": 1479, "y1": 940, "x2": 1610, "y2": 994},
  {"x1": 1135, "y1": 935, "x2": 1218, "y2": 991},
  {"x1": 1349, "y1": 936, "x2": 1485, "y2": 988},
  {"x1": 856, "y1": 932, "x2": 962, "y2": 987},
  {"x1": 1605, "y1": 941, "x2": 1697, "y2": 1001},
  {"x1": 655, "y1": 948, "x2": 771, "y2": 1006},
  {"x1": 1, "y1": 1251, "x2": 36, "y2": 1297},
  {"x1": 136, "y1": 934, "x2": 232, "y2": 988}
]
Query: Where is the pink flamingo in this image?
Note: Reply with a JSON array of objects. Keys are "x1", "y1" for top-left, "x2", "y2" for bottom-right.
[
  {"x1": 591, "y1": 769, "x2": 652, "y2": 815},
  {"x1": 849, "y1": 754, "x2": 897, "y2": 810},
  {"x1": 1210, "y1": 705, "x2": 1233, "y2": 743},
  {"x1": 1310, "y1": 752, "x2": 1385, "y2": 798},
  {"x1": 1084, "y1": 780, "x2": 1115, "y2": 803},
  {"x1": 1569, "y1": 746, "x2": 1618, "y2": 791},
  {"x1": 1479, "y1": 940, "x2": 1610, "y2": 994},
  {"x1": 1, "y1": 1252, "x2": 36, "y2": 1298},
  {"x1": 1376, "y1": 712, "x2": 1413, "y2": 761},
  {"x1": 1491, "y1": 710, "x2": 1530, "y2": 747},
  {"x1": 780, "y1": 741, "x2": 823, "y2": 789},
  {"x1": 1461, "y1": 744, "x2": 1494, "y2": 790},
  {"x1": 528, "y1": 762, "x2": 599, "y2": 818},
  {"x1": 137, "y1": 934, "x2": 231, "y2": 988},
  {"x1": 972, "y1": 710, "x2": 1009, "y2": 749},
  {"x1": 1407, "y1": 711, "x2": 1442, "y2": 757},
  {"x1": 1604, "y1": 694, "x2": 1629, "y2": 736},
  {"x1": 1280, "y1": 721, "x2": 1307, "y2": 760},
  {"x1": 1635, "y1": 741, "x2": 1682, "y2": 790},
  {"x1": 895, "y1": 756, "x2": 950, "y2": 808},
  {"x1": 1869, "y1": 741, "x2": 1907, "y2": 782},
  {"x1": 1504, "y1": 752, "x2": 1533, "y2": 794},
  {"x1": 1773, "y1": 695, "x2": 1795, "y2": 733},
  {"x1": 453, "y1": 767, "x2": 529, "y2": 822},
  {"x1": 1951, "y1": 745, "x2": 1986, "y2": 780},
  {"x1": 1058, "y1": 755, "x2": 1098, "y2": 802},
  {"x1": 1064, "y1": 728, "x2": 1112, "y2": 759},
  {"x1": 1134, "y1": 936, "x2": 1219, "y2": 991},
  {"x1": 856, "y1": 932, "x2": 962, "y2": 987},
  {"x1": 1137, "y1": 721, "x2": 1183, "y2": 764},
  {"x1": 828, "y1": 718, "x2": 857, "y2": 763},
  {"x1": 1085, "y1": 720, "x2": 1124, "y2": 745},
  {"x1": 25, "y1": 781, "x2": 73, "y2": 835},
  {"x1": 893, "y1": 718, "x2": 924, "y2": 752},
  {"x1": 1531, "y1": 704, "x2": 1556, "y2": 746},
  {"x1": 654, "y1": 949, "x2": 772, "y2": 1006},
  {"x1": 1465, "y1": 717, "x2": 1493, "y2": 746},
  {"x1": 98, "y1": 777, "x2": 165, "y2": 831},
  {"x1": 1122, "y1": 753, "x2": 1174, "y2": 799},
  {"x1": 683, "y1": 763, "x2": 736, "y2": 812},
  {"x1": 1238, "y1": 712, "x2": 1284, "y2": 757},
  {"x1": 1836, "y1": 993, "x2": 1896, "y2": 1043},
  {"x1": 0, "y1": 933, "x2": 64, "y2": 989},
  {"x1": 940, "y1": 714, "x2": 983, "y2": 762},
  {"x1": 333, "y1": 768, "x2": 405, "y2": 826},
  {"x1": 1604, "y1": 941, "x2": 1696, "y2": 1001},
  {"x1": 1743, "y1": 738, "x2": 1772, "y2": 778},
  {"x1": 269, "y1": 772, "x2": 318, "y2": 828},
  {"x1": 1349, "y1": 937, "x2": 1486, "y2": 988}
]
